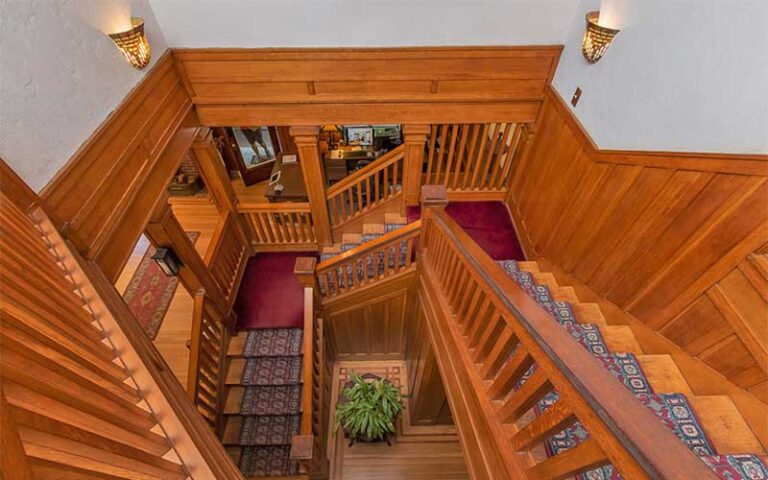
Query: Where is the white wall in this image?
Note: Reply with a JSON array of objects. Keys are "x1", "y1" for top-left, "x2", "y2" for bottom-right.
[
  {"x1": 0, "y1": 0, "x2": 168, "y2": 192},
  {"x1": 553, "y1": 0, "x2": 768, "y2": 154},
  {"x1": 148, "y1": 0, "x2": 578, "y2": 48}
]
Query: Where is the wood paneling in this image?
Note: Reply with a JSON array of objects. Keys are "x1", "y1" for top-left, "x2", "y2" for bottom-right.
[
  {"x1": 323, "y1": 270, "x2": 417, "y2": 358},
  {"x1": 172, "y1": 47, "x2": 560, "y2": 125},
  {"x1": 506, "y1": 86, "x2": 768, "y2": 399},
  {"x1": 40, "y1": 52, "x2": 195, "y2": 281},
  {"x1": 174, "y1": 47, "x2": 560, "y2": 104},
  {"x1": 405, "y1": 306, "x2": 452, "y2": 426}
]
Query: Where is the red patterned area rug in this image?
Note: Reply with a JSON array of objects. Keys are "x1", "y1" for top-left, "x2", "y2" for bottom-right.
[{"x1": 122, "y1": 232, "x2": 199, "y2": 338}]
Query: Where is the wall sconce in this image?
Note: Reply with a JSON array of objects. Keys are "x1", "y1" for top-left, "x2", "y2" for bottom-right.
[
  {"x1": 582, "y1": 11, "x2": 620, "y2": 63},
  {"x1": 152, "y1": 247, "x2": 182, "y2": 277},
  {"x1": 108, "y1": 17, "x2": 151, "y2": 70}
]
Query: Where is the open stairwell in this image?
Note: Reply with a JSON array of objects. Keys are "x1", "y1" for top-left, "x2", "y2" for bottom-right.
[
  {"x1": 222, "y1": 328, "x2": 305, "y2": 477},
  {"x1": 496, "y1": 259, "x2": 768, "y2": 478}
]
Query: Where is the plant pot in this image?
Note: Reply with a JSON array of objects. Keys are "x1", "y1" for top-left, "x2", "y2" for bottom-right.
[{"x1": 337, "y1": 373, "x2": 399, "y2": 446}]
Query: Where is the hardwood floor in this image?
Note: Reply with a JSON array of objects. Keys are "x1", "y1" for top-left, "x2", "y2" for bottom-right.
[
  {"x1": 114, "y1": 194, "x2": 220, "y2": 386},
  {"x1": 329, "y1": 360, "x2": 469, "y2": 480}
]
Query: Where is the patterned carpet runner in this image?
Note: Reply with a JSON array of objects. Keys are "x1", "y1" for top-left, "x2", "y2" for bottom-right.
[
  {"x1": 496, "y1": 260, "x2": 768, "y2": 480},
  {"x1": 237, "y1": 328, "x2": 303, "y2": 477},
  {"x1": 122, "y1": 232, "x2": 199, "y2": 338}
]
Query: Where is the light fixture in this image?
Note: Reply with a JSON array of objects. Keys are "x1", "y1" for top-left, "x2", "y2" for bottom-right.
[
  {"x1": 108, "y1": 17, "x2": 151, "y2": 70},
  {"x1": 582, "y1": 11, "x2": 620, "y2": 63},
  {"x1": 152, "y1": 247, "x2": 182, "y2": 277}
]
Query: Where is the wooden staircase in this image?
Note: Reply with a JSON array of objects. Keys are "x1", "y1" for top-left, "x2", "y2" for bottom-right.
[
  {"x1": 513, "y1": 260, "x2": 766, "y2": 458},
  {"x1": 221, "y1": 330, "x2": 305, "y2": 478},
  {"x1": 321, "y1": 212, "x2": 408, "y2": 261},
  {"x1": 0, "y1": 181, "x2": 242, "y2": 479}
]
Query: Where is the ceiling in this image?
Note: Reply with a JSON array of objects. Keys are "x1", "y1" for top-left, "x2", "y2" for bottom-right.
[{"x1": 147, "y1": 0, "x2": 579, "y2": 48}]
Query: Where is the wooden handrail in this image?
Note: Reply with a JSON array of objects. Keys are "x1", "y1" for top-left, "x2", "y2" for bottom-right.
[
  {"x1": 420, "y1": 204, "x2": 718, "y2": 480},
  {"x1": 292, "y1": 258, "x2": 330, "y2": 479},
  {"x1": 326, "y1": 145, "x2": 405, "y2": 198},
  {"x1": 316, "y1": 220, "x2": 421, "y2": 301},
  {"x1": 326, "y1": 145, "x2": 405, "y2": 227},
  {"x1": 238, "y1": 202, "x2": 312, "y2": 212}
]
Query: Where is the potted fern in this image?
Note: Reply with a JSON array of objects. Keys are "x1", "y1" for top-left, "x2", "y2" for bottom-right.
[{"x1": 335, "y1": 372, "x2": 405, "y2": 446}]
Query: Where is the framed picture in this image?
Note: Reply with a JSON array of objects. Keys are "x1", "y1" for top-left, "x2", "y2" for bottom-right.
[{"x1": 345, "y1": 126, "x2": 374, "y2": 146}]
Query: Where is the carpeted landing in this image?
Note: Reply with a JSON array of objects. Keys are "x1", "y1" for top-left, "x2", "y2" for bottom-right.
[
  {"x1": 497, "y1": 260, "x2": 768, "y2": 480},
  {"x1": 234, "y1": 328, "x2": 304, "y2": 477}
]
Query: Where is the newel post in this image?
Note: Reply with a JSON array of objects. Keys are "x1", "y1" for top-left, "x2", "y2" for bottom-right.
[
  {"x1": 402, "y1": 125, "x2": 431, "y2": 211},
  {"x1": 290, "y1": 126, "x2": 334, "y2": 247},
  {"x1": 418, "y1": 185, "x2": 448, "y2": 255}
]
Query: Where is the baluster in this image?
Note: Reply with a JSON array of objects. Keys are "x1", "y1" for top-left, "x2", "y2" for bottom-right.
[
  {"x1": 478, "y1": 122, "x2": 501, "y2": 190},
  {"x1": 374, "y1": 169, "x2": 380, "y2": 204},
  {"x1": 425, "y1": 124, "x2": 438, "y2": 183},
  {"x1": 443, "y1": 124, "x2": 460, "y2": 186},
  {"x1": 490, "y1": 123, "x2": 516, "y2": 189},
  {"x1": 460, "y1": 124, "x2": 479, "y2": 189},
  {"x1": 382, "y1": 163, "x2": 390, "y2": 199},
  {"x1": 511, "y1": 399, "x2": 577, "y2": 451},
  {"x1": 451, "y1": 124, "x2": 470, "y2": 190},
  {"x1": 468, "y1": 124, "x2": 488, "y2": 189},
  {"x1": 487, "y1": 346, "x2": 533, "y2": 400},
  {"x1": 480, "y1": 327, "x2": 517, "y2": 380},
  {"x1": 434, "y1": 124, "x2": 448, "y2": 184},
  {"x1": 496, "y1": 366, "x2": 552, "y2": 424},
  {"x1": 392, "y1": 159, "x2": 399, "y2": 194}
]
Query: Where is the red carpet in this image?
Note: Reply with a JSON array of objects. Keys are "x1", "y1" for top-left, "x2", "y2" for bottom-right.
[
  {"x1": 407, "y1": 201, "x2": 524, "y2": 261},
  {"x1": 235, "y1": 253, "x2": 311, "y2": 330},
  {"x1": 123, "y1": 232, "x2": 199, "y2": 339}
]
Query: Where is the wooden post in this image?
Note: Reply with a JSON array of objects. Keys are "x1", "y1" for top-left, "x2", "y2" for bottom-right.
[
  {"x1": 290, "y1": 126, "x2": 333, "y2": 247},
  {"x1": 419, "y1": 185, "x2": 448, "y2": 255},
  {"x1": 145, "y1": 199, "x2": 229, "y2": 316},
  {"x1": 402, "y1": 125, "x2": 430, "y2": 210},
  {"x1": 191, "y1": 128, "x2": 253, "y2": 252}
]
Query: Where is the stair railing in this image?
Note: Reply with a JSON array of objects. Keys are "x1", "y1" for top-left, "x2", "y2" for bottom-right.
[
  {"x1": 188, "y1": 290, "x2": 231, "y2": 435},
  {"x1": 315, "y1": 220, "x2": 421, "y2": 302},
  {"x1": 204, "y1": 210, "x2": 250, "y2": 306},
  {"x1": 417, "y1": 186, "x2": 718, "y2": 480},
  {"x1": 238, "y1": 202, "x2": 317, "y2": 251},
  {"x1": 424, "y1": 123, "x2": 526, "y2": 196},
  {"x1": 292, "y1": 258, "x2": 331, "y2": 479},
  {"x1": 326, "y1": 144, "x2": 405, "y2": 227},
  {"x1": 23, "y1": 204, "x2": 244, "y2": 479}
]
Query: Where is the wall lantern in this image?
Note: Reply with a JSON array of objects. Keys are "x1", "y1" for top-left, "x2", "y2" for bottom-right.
[
  {"x1": 582, "y1": 11, "x2": 620, "y2": 63},
  {"x1": 152, "y1": 247, "x2": 182, "y2": 277},
  {"x1": 108, "y1": 17, "x2": 151, "y2": 70}
]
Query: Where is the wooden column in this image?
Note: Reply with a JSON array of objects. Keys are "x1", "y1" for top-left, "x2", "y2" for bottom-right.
[
  {"x1": 290, "y1": 126, "x2": 333, "y2": 247},
  {"x1": 190, "y1": 128, "x2": 253, "y2": 251},
  {"x1": 402, "y1": 125, "x2": 431, "y2": 209},
  {"x1": 145, "y1": 199, "x2": 229, "y2": 316}
]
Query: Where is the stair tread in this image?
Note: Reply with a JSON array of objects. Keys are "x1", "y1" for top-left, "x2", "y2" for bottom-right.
[
  {"x1": 601, "y1": 325, "x2": 644, "y2": 355},
  {"x1": 637, "y1": 354, "x2": 694, "y2": 397},
  {"x1": 692, "y1": 396, "x2": 764, "y2": 454}
]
